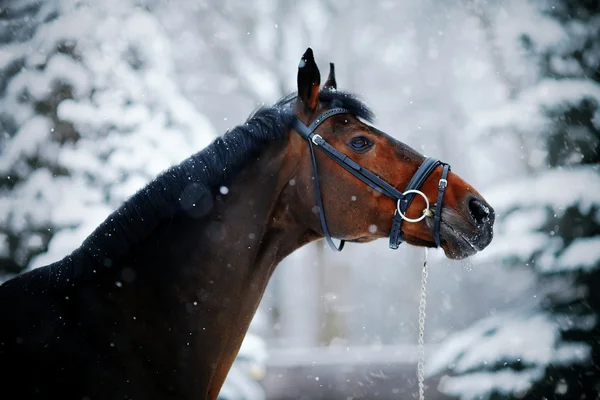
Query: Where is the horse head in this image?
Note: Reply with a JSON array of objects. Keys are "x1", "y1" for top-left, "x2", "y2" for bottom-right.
[{"x1": 287, "y1": 48, "x2": 494, "y2": 259}]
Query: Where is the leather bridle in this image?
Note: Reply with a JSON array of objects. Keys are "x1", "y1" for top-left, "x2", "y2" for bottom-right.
[{"x1": 293, "y1": 108, "x2": 451, "y2": 251}]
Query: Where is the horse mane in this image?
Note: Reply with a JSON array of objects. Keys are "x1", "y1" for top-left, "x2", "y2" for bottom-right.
[{"x1": 1, "y1": 91, "x2": 374, "y2": 291}]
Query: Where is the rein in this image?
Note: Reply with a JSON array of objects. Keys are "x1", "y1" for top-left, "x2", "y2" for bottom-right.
[{"x1": 293, "y1": 108, "x2": 451, "y2": 251}]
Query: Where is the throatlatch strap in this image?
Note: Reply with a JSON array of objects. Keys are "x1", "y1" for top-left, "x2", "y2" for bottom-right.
[
  {"x1": 308, "y1": 137, "x2": 345, "y2": 251},
  {"x1": 294, "y1": 108, "x2": 350, "y2": 251}
]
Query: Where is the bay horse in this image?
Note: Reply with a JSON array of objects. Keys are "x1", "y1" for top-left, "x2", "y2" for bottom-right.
[{"x1": 0, "y1": 48, "x2": 494, "y2": 400}]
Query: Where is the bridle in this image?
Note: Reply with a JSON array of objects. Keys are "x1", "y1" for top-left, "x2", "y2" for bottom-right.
[{"x1": 293, "y1": 108, "x2": 451, "y2": 251}]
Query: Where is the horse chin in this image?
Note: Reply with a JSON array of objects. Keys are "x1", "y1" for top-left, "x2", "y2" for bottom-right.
[{"x1": 439, "y1": 222, "x2": 478, "y2": 260}]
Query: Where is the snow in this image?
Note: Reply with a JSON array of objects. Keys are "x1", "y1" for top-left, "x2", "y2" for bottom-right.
[
  {"x1": 0, "y1": 116, "x2": 52, "y2": 173},
  {"x1": 486, "y1": 0, "x2": 567, "y2": 87},
  {"x1": 1, "y1": 0, "x2": 598, "y2": 399},
  {"x1": 468, "y1": 101, "x2": 547, "y2": 140},
  {"x1": 0, "y1": 0, "x2": 216, "y2": 272},
  {"x1": 473, "y1": 231, "x2": 559, "y2": 267},
  {"x1": 7, "y1": 168, "x2": 58, "y2": 230},
  {"x1": 553, "y1": 342, "x2": 592, "y2": 365},
  {"x1": 4, "y1": 54, "x2": 90, "y2": 109},
  {"x1": 56, "y1": 99, "x2": 151, "y2": 131},
  {"x1": 484, "y1": 167, "x2": 600, "y2": 217},
  {"x1": 57, "y1": 144, "x2": 114, "y2": 181},
  {"x1": 0, "y1": 233, "x2": 8, "y2": 258},
  {"x1": 520, "y1": 79, "x2": 600, "y2": 113},
  {"x1": 427, "y1": 312, "x2": 557, "y2": 377},
  {"x1": 219, "y1": 362, "x2": 266, "y2": 400},
  {"x1": 551, "y1": 236, "x2": 600, "y2": 273},
  {"x1": 502, "y1": 1, "x2": 567, "y2": 53},
  {"x1": 436, "y1": 341, "x2": 592, "y2": 400},
  {"x1": 501, "y1": 207, "x2": 547, "y2": 234},
  {"x1": 235, "y1": 54, "x2": 281, "y2": 101},
  {"x1": 428, "y1": 310, "x2": 593, "y2": 399},
  {"x1": 31, "y1": 203, "x2": 112, "y2": 269},
  {"x1": 237, "y1": 333, "x2": 268, "y2": 366},
  {"x1": 1, "y1": 3, "x2": 268, "y2": 397},
  {"x1": 469, "y1": 79, "x2": 600, "y2": 141},
  {"x1": 0, "y1": 48, "x2": 15, "y2": 70},
  {"x1": 554, "y1": 313, "x2": 597, "y2": 332},
  {"x1": 472, "y1": 166, "x2": 600, "y2": 268},
  {"x1": 473, "y1": 165, "x2": 600, "y2": 269},
  {"x1": 44, "y1": 53, "x2": 92, "y2": 97},
  {"x1": 438, "y1": 369, "x2": 543, "y2": 400}
]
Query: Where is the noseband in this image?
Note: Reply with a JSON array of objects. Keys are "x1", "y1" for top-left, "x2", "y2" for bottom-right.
[{"x1": 293, "y1": 108, "x2": 451, "y2": 251}]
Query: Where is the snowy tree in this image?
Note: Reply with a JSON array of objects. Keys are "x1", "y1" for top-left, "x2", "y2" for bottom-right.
[
  {"x1": 0, "y1": 0, "x2": 214, "y2": 278},
  {"x1": 0, "y1": 1, "x2": 270, "y2": 398},
  {"x1": 428, "y1": 0, "x2": 600, "y2": 398}
]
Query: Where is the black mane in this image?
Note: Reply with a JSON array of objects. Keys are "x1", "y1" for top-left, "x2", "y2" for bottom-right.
[{"x1": 1, "y1": 91, "x2": 374, "y2": 289}]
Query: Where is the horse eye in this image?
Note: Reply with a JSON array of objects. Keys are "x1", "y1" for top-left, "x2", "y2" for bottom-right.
[{"x1": 348, "y1": 136, "x2": 372, "y2": 152}]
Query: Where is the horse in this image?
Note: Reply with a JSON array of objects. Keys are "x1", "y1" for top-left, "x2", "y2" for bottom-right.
[{"x1": 0, "y1": 48, "x2": 494, "y2": 400}]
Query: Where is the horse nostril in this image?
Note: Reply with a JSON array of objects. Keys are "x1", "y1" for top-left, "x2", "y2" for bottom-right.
[{"x1": 468, "y1": 198, "x2": 494, "y2": 226}]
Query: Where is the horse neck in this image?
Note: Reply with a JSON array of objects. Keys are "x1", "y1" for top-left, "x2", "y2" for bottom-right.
[
  {"x1": 200, "y1": 134, "x2": 312, "y2": 288},
  {"x1": 109, "y1": 135, "x2": 313, "y2": 397}
]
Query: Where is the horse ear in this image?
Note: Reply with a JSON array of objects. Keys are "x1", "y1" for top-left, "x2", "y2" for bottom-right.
[
  {"x1": 297, "y1": 48, "x2": 321, "y2": 112},
  {"x1": 323, "y1": 63, "x2": 337, "y2": 90}
]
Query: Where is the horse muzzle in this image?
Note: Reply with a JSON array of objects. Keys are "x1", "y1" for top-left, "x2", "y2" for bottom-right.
[{"x1": 435, "y1": 197, "x2": 495, "y2": 259}]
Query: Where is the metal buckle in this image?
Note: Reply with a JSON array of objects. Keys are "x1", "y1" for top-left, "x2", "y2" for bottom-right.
[
  {"x1": 438, "y1": 178, "x2": 447, "y2": 189},
  {"x1": 312, "y1": 134, "x2": 323, "y2": 146}
]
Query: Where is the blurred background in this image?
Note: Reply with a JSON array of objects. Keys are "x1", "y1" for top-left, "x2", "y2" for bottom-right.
[{"x1": 1, "y1": 0, "x2": 598, "y2": 398}]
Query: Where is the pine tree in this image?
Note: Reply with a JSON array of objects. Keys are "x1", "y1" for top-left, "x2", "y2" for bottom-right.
[
  {"x1": 0, "y1": 0, "x2": 214, "y2": 279},
  {"x1": 0, "y1": 2, "x2": 270, "y2": 398},
  {"x1": 428, "y1": 0, "x2": 600, "y2": 398},
  {"x1": 0, "y1": 0, "x2": 61, "y2": 276}
]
